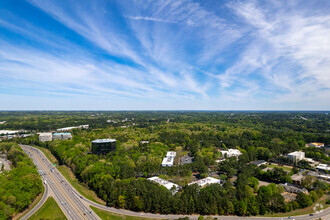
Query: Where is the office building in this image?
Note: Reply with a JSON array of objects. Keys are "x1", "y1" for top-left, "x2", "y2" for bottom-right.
[
  {"x1": 52, "y1": 133, "x2": 72, "y2": 140},
  {"x1": 148, "y1": 176, "x2": 179, "y2": 193},
  {"x1": 39, "y1": 133, "x2": 52, "y2": 142},
  {"x1": 288, "y1": 151, "x2": 305, "y2": 162},
  {"x1": 91, "y1": 139, "x2": 116, "y2": 154},
  {"x1": 189, "y1": 177, "x2": 222, "y2": 187},
  {"x1": 162, "y1": 151, "x2": 177, "y2": 167},
  {"x1": 220, "y1": 149, "x2": 242, "y2": 158}
]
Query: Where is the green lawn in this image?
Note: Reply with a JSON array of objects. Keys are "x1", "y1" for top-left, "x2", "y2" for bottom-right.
[
  {"x1": 28, "y1": 197, "x2": 66, "y2": 220},
  {"x1": 90, "y1": 206, "x2": 161, "y2": 220},
  {"x1": 267, "y1": 164, "x2": 292, "y2": 172}
]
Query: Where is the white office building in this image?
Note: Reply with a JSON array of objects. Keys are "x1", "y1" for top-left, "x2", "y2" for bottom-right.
[
  {"x1": 189, "y1": 177, "x2": 222, "y2": 187},
  {"x1": 52, "y1": 133, "x2": 72, "y2": 140},
  {"x1": 39, "y1": 133, "x2": 52, "y2": 142},
  {"x1": 162, "y1": 156, "x2": 174, "y2": 167},
  {"x1": 166, "y1": 151, "x2": 176, "y2": 158},
  {"x1": 288, "y1": 151, "x2": 305, "y2": 162},
  {"x1": 161, "y1": 151, "x2": 177, "y2": 167},
  {"x1": 316, "y1": 164, "x2": 330, "y2": 171},
  {"x1": 57, "y1": 125, "x2": 89, "y2": 131},
  {"x1": 220, "y1": 149, "x2": 242, "y2": 158},
  {"x1": 148, "y1": 176, "x2": 179, "y2": 193}
]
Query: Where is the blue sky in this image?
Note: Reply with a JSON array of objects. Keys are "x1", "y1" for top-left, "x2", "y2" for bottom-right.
[{"x1": 0, "y1": 0, "x2": 330, "y2": 110}]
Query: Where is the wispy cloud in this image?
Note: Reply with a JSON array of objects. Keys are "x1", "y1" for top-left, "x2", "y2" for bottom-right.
[{"x1": 0, "y1": 0, "x2": 329, "y2": 110}]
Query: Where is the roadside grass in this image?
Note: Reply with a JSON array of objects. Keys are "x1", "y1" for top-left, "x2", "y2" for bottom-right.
[
  {"x1": 57, "y1": 165, "x2": 106, "y2": 205},
  {"x1": 28, "y1": 197, "x2": 66, "y2": 220},
  {"x1": 90, "y1": 206, "x2": 161, "y2": 220},
  {"x1": 263, "y1": 195, "x2": 329, "y2": 217}
]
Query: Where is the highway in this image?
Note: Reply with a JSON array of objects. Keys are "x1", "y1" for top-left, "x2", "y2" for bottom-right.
[
  {"x1": 21, "y1": 145, "x2": 100, "y2": 220},
  {"x1": 21, "y1": 145, "x2": 330, "y2": 220}
]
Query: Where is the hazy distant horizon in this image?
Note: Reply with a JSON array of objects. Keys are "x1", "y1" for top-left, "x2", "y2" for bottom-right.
[{"x1": 1, "y1": 0, "x2": 330, "y2": 110}]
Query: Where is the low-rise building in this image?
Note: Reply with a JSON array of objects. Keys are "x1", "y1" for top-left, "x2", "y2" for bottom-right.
[
  {"x1": 281, "y1": 183, "x2": 308, "y2": 194},
  {"x1": 250, "y1": 160, "x2": 267, "y2": 167},
  {"x1": 189, "y1": 177, "x2": 222, "y2": 187},
  {"x1": 57, "y1": 125, "x2": 89, "y2": 131},
  {"x1": 148, "y1": 176, "x2": 179, "y2": 193},
  {"x1": 52, "y1": 132, "x2": 72, "y2": 140},
  {"x1": 288, "y1": 151, "x2": 305, "y2": 162},
  {"x1": 307, "y1": 142, "x2": 324, "y2": 148},
  {"x1": 166, "y1": 151, "x2": 176, "y2": 158},
  {"x1": 220, "y1": 149, "x2": 242, "y2": 158},
  {"x1": 162, "y1": 151, "x2": 177, "y2": 167},
  {"x1": 291, "y1": 174, "x2": 304, "y2": 186},
  {"x1": 0, "y1": 121, "x2": 6, "y2": 124},
  {"x1": 162, "y1": 156, "x2": 174, "y2": 167},
  {"x1": 39, "y1": 133, "x2": 52, "y2": 142},
  {"x1": 316, "y1": 164, "x2": 330, "y2": 171}
]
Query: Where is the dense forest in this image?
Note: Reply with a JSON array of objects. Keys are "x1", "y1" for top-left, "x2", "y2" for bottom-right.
[
  {"x1": 2, "y1": 111, "x2": 330, "y2": 216},
  {"x1": 0, "y1": 142, "x2": 43, "y2": 219}
]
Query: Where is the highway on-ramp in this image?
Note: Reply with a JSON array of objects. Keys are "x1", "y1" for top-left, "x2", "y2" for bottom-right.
[
  {"x1": 21, "y1": 145, "x2": 99, "y2": 220},
  {"x1": 21, "y1": 145, "x2": 329, "y2": 220}
]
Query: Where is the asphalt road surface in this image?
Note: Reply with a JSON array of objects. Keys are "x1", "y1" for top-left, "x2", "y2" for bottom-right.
[
  {"x1": 21, "y1": 145, "x2": 99, "y2": 220},
  {"x1": 21, "y1": 145, "x2": 330, "y2": 220}
]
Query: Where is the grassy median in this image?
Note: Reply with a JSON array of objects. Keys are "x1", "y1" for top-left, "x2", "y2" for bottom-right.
[{"x1": 28, "y1": 197, "x2": 66, "y2": 220}]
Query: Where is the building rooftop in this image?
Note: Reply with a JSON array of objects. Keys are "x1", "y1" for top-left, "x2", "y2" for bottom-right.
[
  {"x1": 308, "y1": 142, "x2": 324, "y2": 146},
  {"x1": 92, "y1": 139, "x2": 116, "y2": 143},
  {"x1": 39, "y1": 132, "x2": 52, "y2": 136},
  {"x1": 148, "y1": 176, "x2": 179, "y2": 192},
  {"x1": 189, "y1": 177, "x2": 221, "y2": 187},
  {"x1": 53, "y1": 133, "x2": 71, "y2": 135},
  {"x1": 250, "y1": 160, "x2": 267, "y2": 166},
  {"x1": 316, "y1": 164, "x2": 330, "y2": 171},
  {"x1": 288, "y1": 151, "x2": 305, "y2": 156},
  {"x1": 166, "y1": 151, "x2": 177, "y2": 157},
  {"x1": 162, "y1": 156, "x2": 174, "y2": 166},
  {"x1": 291, "y1": 174, "x2": 304, "y2": 181}
]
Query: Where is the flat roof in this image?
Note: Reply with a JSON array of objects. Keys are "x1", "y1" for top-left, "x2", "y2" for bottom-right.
[
  {"x1": 148, "y1": 177, "x2": 179, "y2": 191},
  {"x1": 162, "y1": 156, "x2": 174, "y2": 165},
  {"x1": 166, "y1": 151, "x2": 176, "y2": 157},
  {"x1": 288, "y1": 151, "x2": 305, "y2": 155},
  {"x1": 291, "y1": 174, "x2": 304, "y2": 181},
  {"x1": 189, "y1": 177, "x2": 221, "y2": 187},
  {"x1": 39, "y1": 132, "x2": 52, "y2": 136},
  {"x1": 92, "y1": 139, "x2": 116, "y2": 143},
  {"x1": 53, "y1": 133, "x2": 71, "y2": 135},
  {"x1": 250, "y1": 160, "x2": 267, "y2": 166}
]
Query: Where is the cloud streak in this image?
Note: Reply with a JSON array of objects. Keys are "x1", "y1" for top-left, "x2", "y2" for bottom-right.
[{"x1": 0, "y1": 0, "x2": 329, "y2": 110}]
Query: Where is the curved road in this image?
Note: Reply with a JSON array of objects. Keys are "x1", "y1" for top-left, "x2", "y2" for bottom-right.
[
  {"x1": 20, "y1": 177, "x2": 48, "y2": 220},
  {"x1": 21, "y1": 145, "x2": 330, "y2": 220},
  {"x1": 21, "y1": 145, "x2": 99, "y2": 220}
]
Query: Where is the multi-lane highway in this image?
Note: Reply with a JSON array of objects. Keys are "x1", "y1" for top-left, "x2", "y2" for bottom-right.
[
  {"x1": 21, "y1": 144, "x2": 330, "y2": 220},
  {"x1": 21, "y1": 145, "x2": 99, "y2": 220}
]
